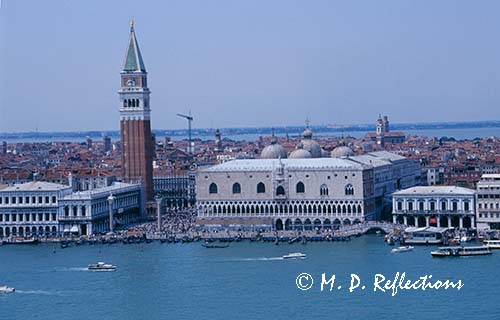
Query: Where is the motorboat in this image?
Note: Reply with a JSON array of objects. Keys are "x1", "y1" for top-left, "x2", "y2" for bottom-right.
[
  {"x1": 283, "y1": 252, "x2": 307, "y2": 260},
  {"x1": 0, "y1": 286, "x2": 15, "y2": 293},
  {"x1": 87, "y1": 262, "x2": 117, "y2": 271},
  {"x1": 391, "y1": 245, "x2": 414, "y2": 253},
  {"x1": 201, "y1": 242, "x2": 229, "y2": 248},
  {"x1": 483, "y1": 240, "x2": 500, "y2": 249},
  {"x1": 431, "y1": 246, "x2": 492, "y2": 257}
]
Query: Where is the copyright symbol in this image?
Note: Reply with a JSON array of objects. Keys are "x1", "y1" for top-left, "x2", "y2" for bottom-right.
[{"x1": 296, "y1": 273, "x2": 314, "y2": 291}]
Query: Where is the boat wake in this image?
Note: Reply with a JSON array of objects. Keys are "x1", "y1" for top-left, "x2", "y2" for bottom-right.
[
  {"x1": 16, "y1": 290, "x2": 61, "y2": 295},
  {"x1": 229, "y1": 257, "x2": 284, "y2": 261},
  {"x1": 54, "y1": 267, "x2": 89, "y2": 272}
]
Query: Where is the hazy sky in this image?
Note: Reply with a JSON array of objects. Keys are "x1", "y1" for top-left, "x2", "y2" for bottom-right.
[{"x1": 1, "y1": 0, "x2": 500, "y2": 133}]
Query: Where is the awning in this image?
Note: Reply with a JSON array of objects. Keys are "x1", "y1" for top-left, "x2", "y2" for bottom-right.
[{"x1": 70, "y1": 226, "x2": 79, "y2": 233}]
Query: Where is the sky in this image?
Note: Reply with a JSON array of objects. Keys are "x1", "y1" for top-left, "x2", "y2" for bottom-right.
[{"x1": 1, "y1": 0, "x2": 500, "y2": 133}]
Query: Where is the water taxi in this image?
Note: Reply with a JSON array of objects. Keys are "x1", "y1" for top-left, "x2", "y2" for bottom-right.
[
  {"x1": 483, "y1": 240, "x2": 500, "y2": 249},
  {"x1": 87, "y1": 262, "x2": 117, "y2": 271},
  {"x1": 431, "y1": 246, "x2": 492, "y2": 257},
  {"x1": 0, "y1": 286, "x2": 15, "y2": 293},
  {"x1": 283, "y1": 252, "x2": 307, "y2": 260},
  {"x1": 391, "y1": 246, "x2": 414, "y2": 253}
]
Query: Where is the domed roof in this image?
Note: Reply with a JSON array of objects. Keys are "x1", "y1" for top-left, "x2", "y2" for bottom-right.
[
  {"x1": 302, "y1": 127, "x2": 313, "y2": 139},
  {"x1": 261, "y1": 136, "x2": 287, "y2": 159},
  {"x1": 331, "y1": 146, "x2": 355, "y2": 158},
  {"x1": 301, "y1": 139, "x2": 322, "y2": 158},
  {"x1": 289, "y1": 144, "x2": 312, "y2": 159}
]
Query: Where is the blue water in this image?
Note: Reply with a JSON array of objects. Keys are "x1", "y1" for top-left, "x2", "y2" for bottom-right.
[{"x1": 1, "y1": 236, "x2": 498, "y2": 320}]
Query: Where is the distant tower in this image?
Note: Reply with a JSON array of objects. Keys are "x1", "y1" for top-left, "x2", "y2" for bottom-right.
[
  {"x1": 376, "y1": 114, "x2": 385, "y2": 147},
  {"x1": 118, "y1": 21, "x2": 154, "y2": 202},
  {"x1": 1, "y1": 141, "x2": 7, "y2": 154},
  {"x1": 86, "y1": 138, "x2": 93, "y2": 149},
  {"x1": 214, "y1": 129, "x2": 222, "y2": 152},
  {"x1": 383, "y1": 116, "x2": 389, "y2": 132},
  {"x1": 103, "y1": 136, "x2": 112, "y2": 152},
  {"x1": 376, "y1": 114, "x2": 384, "y2": 135}
]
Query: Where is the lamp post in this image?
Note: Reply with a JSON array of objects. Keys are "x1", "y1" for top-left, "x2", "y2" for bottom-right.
[
  {"x1": 107, "y1": 194, "x2": 115, "y2": 233},
  {"x1": 155, "y1": 195, "x2": 163, "y2": 232}
]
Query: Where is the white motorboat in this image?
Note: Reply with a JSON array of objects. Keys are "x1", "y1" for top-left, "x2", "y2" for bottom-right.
[
  {"x1": 0, "y1": 286, "x2": 15, "y2": 293},
  {"x1": 283, "y1": 252, "x2": 307, "y2": 260},
  {"x1": 391, "y1": 245, "x2": 414, "y2": 253},
  {"x1": 483, "y1": 240, "x2": 500, "y2": 249},
  {"x1": 431, "y1": 246, "x2": 492, "y2": 257},
  {"x1": 87, "y1": 262, "x2": 117, "y2": 271}
]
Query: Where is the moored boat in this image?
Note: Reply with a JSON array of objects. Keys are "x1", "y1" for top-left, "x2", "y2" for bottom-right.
[
  {"x1": 2, "y1": 237, "x2": 39, "y2": 245},
  {"x1": 282, "y1": 252, "x2": 307, "y2": 259},
  {"x1": 431, "y1": 246, "x2": 492, "y2": 257},
  {"x1": 0, "y1": 285, "x2": 15, "y2": 293},
  {"x1": 483, "y1": 240, "x2": 500, "y2": 249},
  {"x1": 87, "y1": 262, "x2": 117, "y2": 271},
  {"x1": 391, "y1": 245, "x2": 414, "y2": 253}
]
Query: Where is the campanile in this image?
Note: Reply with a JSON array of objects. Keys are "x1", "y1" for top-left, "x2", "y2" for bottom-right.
[{"x1": 119, "y1": 21, "x2": 154, "y2": 202}]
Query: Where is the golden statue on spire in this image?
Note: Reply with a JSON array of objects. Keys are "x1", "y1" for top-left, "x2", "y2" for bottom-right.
[{"x1": 130, "y1": 19, "x2": 134, "y2": 30}]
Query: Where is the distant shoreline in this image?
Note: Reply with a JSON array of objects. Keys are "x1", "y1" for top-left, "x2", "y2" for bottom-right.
[{"x1": 1, "y1": 120, "x2": 500, "y2": 142}]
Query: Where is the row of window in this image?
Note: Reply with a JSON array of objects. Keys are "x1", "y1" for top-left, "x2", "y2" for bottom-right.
[
  {"x1": 479, "y1": 213, "x2": 500, "y2": 219},
  {"x1": 479, "y1": 203, "x2": 500, "y2": 209},
  {"x1": 0, "y1": 195, "x2": 57, "y2": 206},
  {"x1": 209, "y1": 182, "x2": 355, "y2": 197},
  {"x1": 478, "y1": 194, "x2": 500, "y2": 198},
  {"x1": 0, "y1": 212, "x2": 57, "y2": 222},
  {"x1": 396, "y1": 200, "x2": 470, "y2": 212}
]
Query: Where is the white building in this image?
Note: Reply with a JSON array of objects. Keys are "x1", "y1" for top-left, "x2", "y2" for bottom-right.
[
  {"x1": 0, "y1": 182, "x2": 73, "y2": 237},
  {"x1": 196, "y1": 152, "x2": 420, "y2": 230},
  {"x1": 392, "y1": 186, "x2": 476, "y2": 229},
  {"x1": 58, "y1": 182, "x2": 142, "y2": 235},
  {"x1": 476, "y1": 174, "x2": 500, "y2": 230}
]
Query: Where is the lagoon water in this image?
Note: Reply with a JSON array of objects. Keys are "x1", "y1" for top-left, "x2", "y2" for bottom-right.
[{"x1": 1, "y1": 235, "x2": 499, "y2": 320}]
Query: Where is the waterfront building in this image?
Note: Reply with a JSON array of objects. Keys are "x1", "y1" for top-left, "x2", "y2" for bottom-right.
[
  {"x1": 392, "y1": 186, "x2": 476, "y2": 229},
  {"x1": 153, "y1": 173, "x2": 196, "y2": 208},
  {"x1": 58, "y1": 182, "x2": 142, "y2": 235},
  {"x1": 0, "y1": 182, "x2": 73, "y2": 237},
  {"x1": 476, "y1": 174, "x2": 500, "y2": 230},
  {"x1": 119, "y1": 21, "x2": 154, "y2": 203},
  {"x1": 196, "y1": 151, "x2": 420, "y2": 230}
]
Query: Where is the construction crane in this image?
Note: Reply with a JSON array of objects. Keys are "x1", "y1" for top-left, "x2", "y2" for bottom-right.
[{"x1": 177, "y1": 111, "x2": 194, "y2": 154}]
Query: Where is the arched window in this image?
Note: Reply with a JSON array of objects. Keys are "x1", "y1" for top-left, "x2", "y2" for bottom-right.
[
  {"x1": 345, "y1": 184, "x2": 354, "y2": 196},
  {"x1": 257, "y1": 182, "x2": 266, "y2": 194},
  {"x1": 232, "y1": 183, "x2": 241, "y2": 194},
  {"x1": 320, "y1": 184, "x2": 329, "y2": 196},
  {"x1": 276, "y1": 186, "x2": 285, "y2": 196},
  {"x1": 296, "y1": 181, "x2": 305, "y2": 193},
  {"x1": 209, "y1": 183, "x2": 218, "y2": 194}
]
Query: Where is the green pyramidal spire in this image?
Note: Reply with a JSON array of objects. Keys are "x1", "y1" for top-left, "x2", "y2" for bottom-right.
[{"x1": 122, "y1": 20, "x2": 146, "y2": 73}]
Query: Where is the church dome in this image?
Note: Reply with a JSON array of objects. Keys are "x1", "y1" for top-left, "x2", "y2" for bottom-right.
[
  {"x1": 261, "y1": 136, "x2": 287, "y2": 159},
  {"x1": 301, "y1": 140, "x2": 322, "y2": 158},
  {"x1": 331, "y1": 146, "x2": 355, "y2": 158},
  {"x1": 302, "y1": 127, "x2": 313, "y2": 139},
  {"x1": 300, "y1": 126, "x2": 322, "y2": 157},
  {"x1": 289, "y1": 144, "x2": 312, "y2": 159}
]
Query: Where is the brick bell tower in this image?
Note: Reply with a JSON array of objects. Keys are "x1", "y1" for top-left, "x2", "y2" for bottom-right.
[{"x1": 119, "y1": 21, "x2": 154, "y2": 204}]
